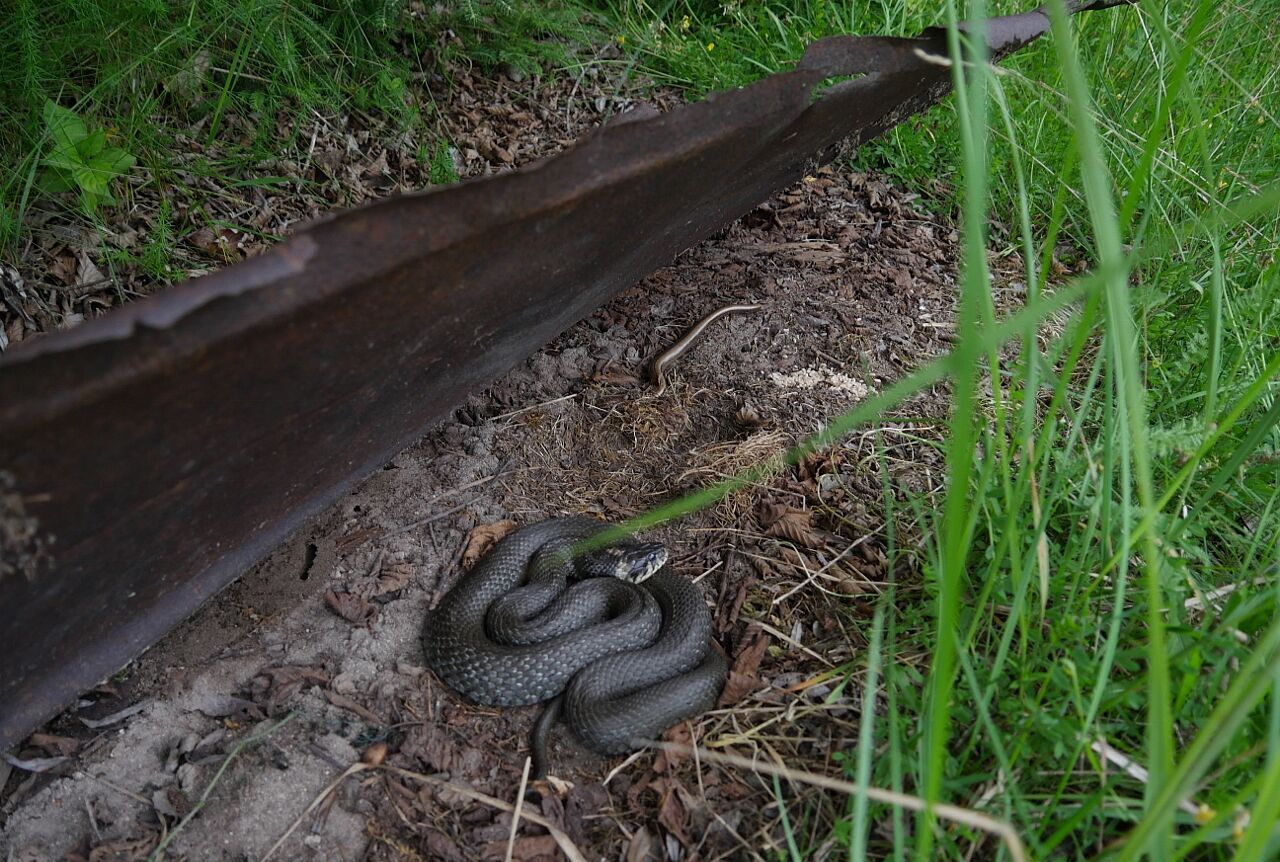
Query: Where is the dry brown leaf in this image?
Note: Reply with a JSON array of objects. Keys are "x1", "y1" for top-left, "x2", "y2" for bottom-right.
[
  {"x1": 714, "y1": 562, "x2": 754, "y2": 635},
  {"x1": 718, "y1": 628, "x2": 770, "y2": 707},
  {"x1": 625, "y1": 826, "x2": 655, "y2": 862},
  {"x1": 253, "y1": 664, "x2": 330, "y2": 713},
  {"x1": 367, "y1": 560, "x2": 413, "y2": 599},
  {"x1": 362, "y1": 150, "x2": 390, "y2": 178},
  {"x1": 324, "y1": 589, "x2": 377, "y2": 626},
  {"x1": 187, "y1": 226, "x2": 246, "y2": 262},
  {"x1": 323, "y1": 690, "x2": 384, "y2": 725},
  {"x1": 763, "y1": 505, "x2": 825, "y2": 549},
  {"x1": 461, "y1": 519, "x2": 517, "y2": 569},
  {"x1": 656, "y1": 778, "x2": 690, "y2": 847},
  {"x1": 28, "y1": 732, "x2": 79, "y2": 757},
  {"x1": 422, "y1": 829, "x2": 468, "y2": 862},
  {"x1": 651, "y1": 722, "x2": 692, "y2": 774},
  {"x1": 564, "y1": 783, "x2": 608, "y2": 846},
  {"x1": 187, "y1": 227, "x2": 219, "y2": 255},
  {"x1": 718, "y1": 781, "x2": 755, "y2": 800},
  {"x1": 75, "y1": 251, "x2": 105, "y2": 289},
  {"x1": 84, "y1": 835, "x2": 160, "y2": 862},
  {"x1": 50, "y1": 250, "x2": 77, "y2": 285},
  {"x1": 482, "y1": 835, "x2": 558, "y2": 861}
]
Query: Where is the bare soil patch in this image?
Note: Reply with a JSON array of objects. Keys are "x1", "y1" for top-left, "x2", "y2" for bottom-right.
[{"x1": 0, "y1": 57, "x2": 1014, "y2": 862}]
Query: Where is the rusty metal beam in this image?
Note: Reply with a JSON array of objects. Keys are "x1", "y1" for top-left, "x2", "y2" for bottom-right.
[{"x1": 0, "y1": 0, "x2": 1130, "y2": 747}]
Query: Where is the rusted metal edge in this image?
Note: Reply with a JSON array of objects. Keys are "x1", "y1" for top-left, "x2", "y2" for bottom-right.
[{"x1": 0, "y1": 0, "x2": 1130, "y2": 747}]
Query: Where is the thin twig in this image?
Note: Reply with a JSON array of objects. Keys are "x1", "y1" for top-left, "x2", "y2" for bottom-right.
[
  {"x1": 505, "y1": 757, "x2": 533, "y2": 862},
  {"x1": 84, "y1": 772, "x2": 153, "y2": 807},
  {"x1": 491, "y1": 393, "x2": 578, "y2": 421},
  {"x1": 750, "y1": 619, "x2": 834, "y2": 667},
  {"x1": 384, "y1": 495, "x2": 484, "y2": 538},
  {"x1": 1091, "y1": 737, "x2": 1203, "y2": 817},
  {"x1": 603, "y1": 749, "x2": 646, "y2": 786},
  {"x1": 260, "y1": 762, "x2": 364, "y2": 862}
]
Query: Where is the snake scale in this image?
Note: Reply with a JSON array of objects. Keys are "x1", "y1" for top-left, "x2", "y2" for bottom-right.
[{"x1": 422, "y1": 516, "x2": 727, "y2": 775}]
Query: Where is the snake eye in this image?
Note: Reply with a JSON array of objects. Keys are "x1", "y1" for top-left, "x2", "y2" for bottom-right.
[{"x1": 628, "y1": 545, "x2": 668, "y2": 583}]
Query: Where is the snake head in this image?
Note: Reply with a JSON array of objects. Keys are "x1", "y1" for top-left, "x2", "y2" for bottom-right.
[{"x1": 584, "y1": 542, "x2": 668, "y2": 583}]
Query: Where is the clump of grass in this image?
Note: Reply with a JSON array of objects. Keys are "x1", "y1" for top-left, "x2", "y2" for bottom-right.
[{"x1": 585, "y1": 0, "x2": 1280, "y2": 857}]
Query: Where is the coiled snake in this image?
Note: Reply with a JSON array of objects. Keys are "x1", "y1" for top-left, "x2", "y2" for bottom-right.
[{"x1": 422, "y1": 517, "x2": 726, "y2": 776}]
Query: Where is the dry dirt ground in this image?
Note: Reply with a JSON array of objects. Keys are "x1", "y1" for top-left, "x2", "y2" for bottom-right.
[{"x1": 0, "y1": 54, "x2": 1032, "y2": 862}]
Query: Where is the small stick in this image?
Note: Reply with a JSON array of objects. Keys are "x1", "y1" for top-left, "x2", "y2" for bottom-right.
[
  {"x1": 650, "y1": 303, "x2": 763, "y2": 395},
  {"x1": 505, "y1": 757, "x2": 533, "y2": 862}
]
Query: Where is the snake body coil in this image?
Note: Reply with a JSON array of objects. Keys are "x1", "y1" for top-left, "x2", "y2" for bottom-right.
[{"x1": 422, "y1": 516, "x2": 726, "y2": 767}]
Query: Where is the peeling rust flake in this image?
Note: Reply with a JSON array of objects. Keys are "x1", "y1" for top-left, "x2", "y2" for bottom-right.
[{"x1": 0, "y1": 0, "x2": 1132, "y2": 746}]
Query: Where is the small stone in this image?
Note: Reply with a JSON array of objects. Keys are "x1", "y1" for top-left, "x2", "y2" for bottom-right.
[
  {"x1": 176, "y1": 762, "x2": 201, "y2": 794},
  {"x1": 331, "y1": 673, "x2": 357, "y2": 695},
  {"x1": 395, "y1": 659, "x2": 424, "y2": 677},
  {"x1": 361, "y1": 742, "x2": 388, "y2": 766}
]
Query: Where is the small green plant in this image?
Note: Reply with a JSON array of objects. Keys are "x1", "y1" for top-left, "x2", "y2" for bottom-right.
[
  {"x1": 424, "y1": 141, "x2": 460, "y2": 185},
  {"x1": 39, "y1": 100, "x2": 135, "y2": 215}
]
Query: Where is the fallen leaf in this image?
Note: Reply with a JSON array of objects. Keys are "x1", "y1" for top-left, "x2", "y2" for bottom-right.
[
  {"x1": 79, "y1": 700, "x2": 150, "y2": 729},
  {"x1": 187, "y1": 226, "x2": 247, "y2": 262},
  {"x1": 656, "y1": 778, "x2": 690, "y2": 847},
  {"x1": 361, "y1": 150, "x2": 390, "y2": 178},
  {"x1": 625, "y1": 826, "x2": 655, "y2": 862},
  {"x1": 323, "y1": 690, "x2": 384, "y2": 725},
  {"x1": 760, "y1": 503, "x2": 824, "y2": 549},
  {"x1": 324, "y1": 589, "x2": 377, "y2": 626},
  {"x1": 28, "y1": 732, "x2": 79, "y2": 757},
  {"x1": 421, "y1": 830, "x2": 467, "y2": 862},
  {"x1": 652, "y1": 722, "x2": 692, "y2": 774},
  {"x1": 564, "y1": 783, "x2": 608, "y2": 846},
  {"x1": 461, "y1": 520, "x2": 517, "y2": 569},
  {"x1": 718, "y1": 628, "x2": 770, "y2": 707},
  {"x1": 714, "y1": 554, "x2": 754, "y2": 634},
  {"x1": 482, "y1": 835, "x2": 558, "y2": 860},
  {"x1": 50, "y1": 250, "x2": 77, "y2": 285},
  {"x1": 84, "y1": 834, "x2": 160, "y2": 862},
  {"x1": 253, "y1": 665, "x2": 329, "y2": 712},
  {"x1": 75, "y1": 250, "x2": 105, "y2": 289},
  {"x1": 372, "y1": 561, "x2": 413, "y2": 598},
  {"x1": 3, "y1": 752, "x2": 68, "y2": 772}
]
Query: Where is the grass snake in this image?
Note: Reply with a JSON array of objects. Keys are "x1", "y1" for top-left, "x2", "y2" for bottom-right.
[{"x1": 422, "y1": 516, "x2": 726, "y2": 776}]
